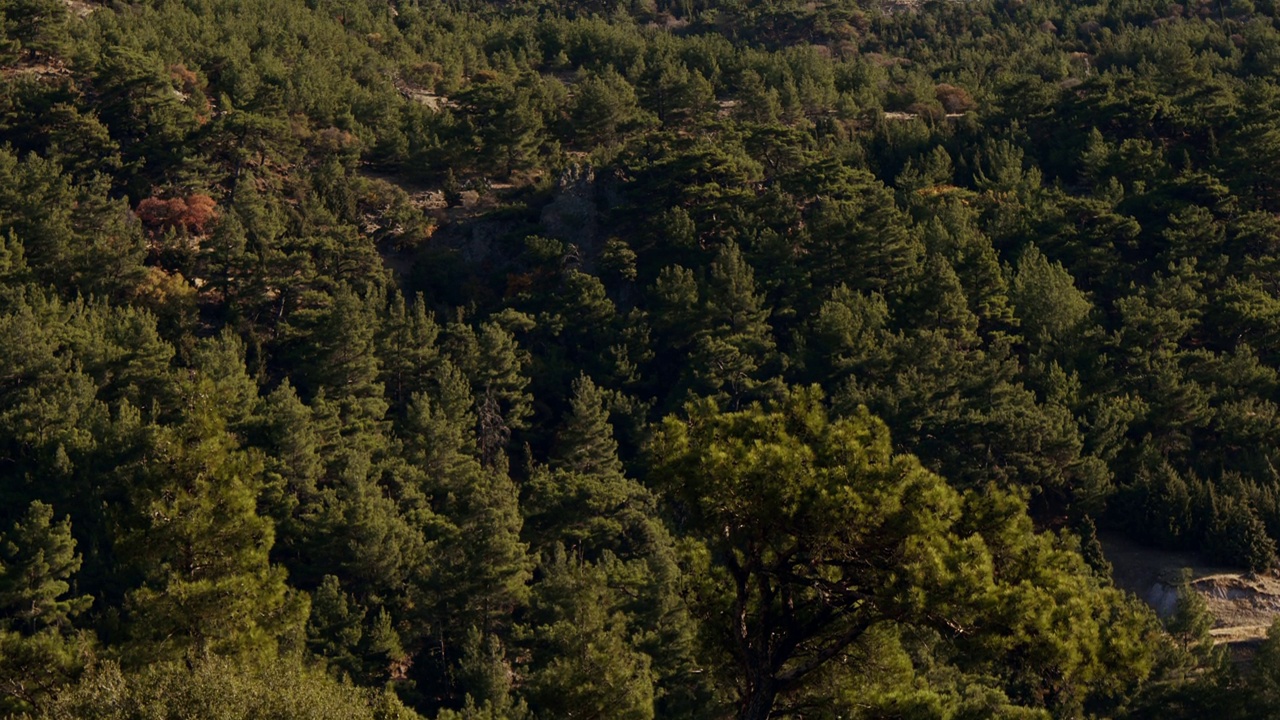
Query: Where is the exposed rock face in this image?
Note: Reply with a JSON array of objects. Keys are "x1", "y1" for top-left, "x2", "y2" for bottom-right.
[
  {"x1": 1146, "y1": 582, "x2": 1180, "y2": 618},
  {"x1": 540, "y1": 164, "x2": 600, "y2": 251}
]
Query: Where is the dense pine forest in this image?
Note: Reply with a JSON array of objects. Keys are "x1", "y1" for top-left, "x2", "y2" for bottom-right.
[{"x1": 12, "y1": 0, "x2": 1280, "y2": 716}]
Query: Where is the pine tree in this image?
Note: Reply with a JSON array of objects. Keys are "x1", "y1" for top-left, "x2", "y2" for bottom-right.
[
  {"x1": 118, "y1": 382, "x2": 307, "y2": 665},
  {"x1": 804, "y1": 285, "x2": 893, "y2": 384},
  {"x1": 401, "y1": 362, "x2": 529, "y2": 700},
  {"x1": 1010, "y1": 244, "x2": 1093, "y2": 349},
  {"x1": 908, "y1": 253, "x2": 980, "y2": 341},
  {"x1": 800, "y1": 169, "x2": 924, "y2": 297},
  {"x1": 526, "y1": 374, "x2": 657, "y2": 559},
  {"x1": 306, "y1": 575, "x2": 366, "y2": 680},
  {"x1": 689, "y1": 242, "x2": 782, "y2": 406},
  {"x1": 0, "y1": 0, "x2": 67, "y2": 59},
  {"x1": 918, "y1": 205, "x2": 1016, "y2": 335},
  {"x1": 456, "y1": 76, "x2": 544, "y2": 177},
  {"x1": 279, "y1": 284, "x2": 388, "y2": 425},
  {"x1": 443, "y1": 467, "x2": 530, "y2": 635},
  {"x1": 650, "y1": 388, "x2": 1156, "y2": 719},
  {"x1": 569, "y1": 68, "x2": 645, "y2": 147},
  {"x1": 402, "y1": 360, "x2": 478, "y2": 481},
  {"x1": 379, "y1": 292, "x2": 444, "y2": 412},
  {"x1": 551, "y1": 375, "x2": 623, "y2": 479},
  {"x1": 457, "y1": 626, "x2": 516, "y2": 711},
  {"x1": 521, "y1": 551, "x2": 655, "y2": 720},
  {"x1": 257, "y1": 380, "x2": 325, "y2": 522},
  {"x1": 0, "y1": 501, "x2": 91, "y2": 634},
  {"x1": 1243, "y1": 619, "x2": 1280, "y2": 713},
  {"x1": 188, "y1": 329, "x2": 260, "y2": 432},
  {"x1": 1078, "y1": 515, "x2": 1113, "y2": 578},
  {"x1": 1166, "y1": 569, "x2": 1214, "y2": 661},
  {"x1": 0, "y1": 231, "x2": 28, "y2": 302},
  {"x1": 1208, "y1": 495, "x2": 1276, "y2": 572},
  {"x1": 456, "y1": 321, "x2": 532, "y2": 467},
  {"x1": 300, "y1": 451, "x2": 428, "y2": 616}
]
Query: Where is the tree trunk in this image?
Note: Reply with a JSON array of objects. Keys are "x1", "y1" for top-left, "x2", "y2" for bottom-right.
[{"x1": 739, "y1": 678, "x2": 778, "y2": 720}]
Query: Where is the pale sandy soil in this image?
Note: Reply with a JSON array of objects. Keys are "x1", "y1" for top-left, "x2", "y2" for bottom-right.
[{"x1": 1101, "y1": 531, "x2": 1280, "y2": 647}]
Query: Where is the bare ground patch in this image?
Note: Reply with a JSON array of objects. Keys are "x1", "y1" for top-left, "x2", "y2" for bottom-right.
[{"x1": 1101, "y1": 531, "x2": 1280, "y2": 647}]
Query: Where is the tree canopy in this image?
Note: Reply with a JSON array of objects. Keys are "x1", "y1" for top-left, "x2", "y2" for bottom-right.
[{"x1": 1, "y1": 0, "x2": 1278, "y2": 716}]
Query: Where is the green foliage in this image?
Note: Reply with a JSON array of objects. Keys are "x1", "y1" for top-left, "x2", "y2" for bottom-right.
[
  {"x1": 551, "y1": 374, "x2": 623, "y2": 478},
  {"x1": 0, "y1": 502, "x2": 93, "y2": 716},
  {"x1": 0, "y1": 627, "x2": 93, "y2": 717},
  {"x1": 0, "y1": 0, "x2": 66, "y2": 60},
  {"x1": 520, "y1": 551, "x2": 655, "y2": 720},
  {"x1": 0, "y1": 502, "x2": 90, "y2": 634},
  {"x1": 568, "y1": 68, "x2": 648, "y2": 147},
  {"x1": 1165, "y1": 570, "x2": 1214, "y2": 664},
  {"x1": 1010, "y1": 245, "x2": 1093, "y2": 348},
  {"x1": 456, "y1": 76, "x2": 546, "y2": 177},
  {"x1": 650, "y1": 388, "x2": 1156, "y2": 718},
  {"x1": 525, "y1": 374, "x2": 658, "y2": 558},
  {"x1": 1207, "y1": 494, "x2": 1277, "y2": 572},
  {"x1": 1, "y1": 0, "x2": 1279, "y2": 716},
  {"x1": 36, "y1": 655, "x2": 420, "y2": 720},
  {"x1": 1077, "y1": 516, "x2": 1113, "y2": 578},
  {"x1": 117, "y1": 384, "x2": 307, "y2": 665}
]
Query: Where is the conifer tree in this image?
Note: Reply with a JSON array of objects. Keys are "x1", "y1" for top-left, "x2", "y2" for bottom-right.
[
  {"x1": 805, "y1": 285, "x2": 894, "y2": 384},
  {"x1": 801, "y1": 170, "x2": 923, "y2": 297},
  {"x1": 0, "y1": 501, "x2": 96, "y2": 715},
  {"x1": 280, "y1": 284, "x2": 387, "y2": 425},
  {"x1": 402, "y1": 364, "x2": 529, "y2": 697},
  {"x1": 0, "y1": 501, "x2": 91, "y2": 634},
  {"x1": 403, "y1": 361, "x2": 478, "y2": 481},
  {"x1": 569, "y1": 68, "x2": 645, "y2": 147},
  {"x1": 521, "y1": 550, "x2": 655, "y2": 720},
  {"x1": 1241, "y1": 619, "x2": 1280, "y2": 713},
  {"x1": 1166, "y1": 569, "x2": 1214, "y2": 663},
  {"x1": 440, "y1": 466, "x2": 530, "y2": 636},
  {"x1": 456, "y1": 76, "x2": 544, "y2": 177},
  {"x1": 1208, "y1": 495, "x2": 1276, "y2": 571},
  {"x1": 688, "y1": 242, "x2": 782, "y2": 406},
  {"x1": 1078, "y1": 515, "x2": 1113, "y2": 578},
  {"x1": 298, "y1": 441, "x2": 428, "y2": 614},
  {"x1": 257, "y1": 380, "x2": 325, "y2": 521},
  {"x1": 551, "y1": 374, "x2": 623, "y2": 479},
  {"x1": 448, "y1": 321, "x2": 532, "y2": 466},
  {"x1": 0, "y1": 0, "x2": 66, "y2": 59},
  {"x1": 306, "y1": 575, "x2": 365, "y2": 679},
  {"x1": 0, "y1": 627, "x2": 92, "y2": 716},
  {"x1": 1010, "y1": 244, "x2": 1093, "y2": 349},
  {"x1": 457, "y1": 626, "x2": 516, "y2": 711},
  {"x1": 651, "y1": 388, "x2": 1156, "y2": 719},
  {"x1": 651, "y1": 388, "x2": 982, "y2": 719},
  {"x1": 527, "y1": 374, "x2": 656, "y2": 558},
  {"x1": 118, "y1": 383, "x2": 307, "y2": 665},
  {"x1": 379, "y1": 291, "x2": 443, "y2": 412},
  {"x1": 188, "y1": 329, "x2": 260, "y2": 432},
  {"x1": 908, "y1": 253, "x2": 980, "y2": 340}
]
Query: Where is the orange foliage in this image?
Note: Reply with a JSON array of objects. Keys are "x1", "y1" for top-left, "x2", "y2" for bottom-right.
[
  {"x1": 935, "y1": 83, "x2": 975, "y2": 114},
  {"x1": 136, "y1": 194, "x2": 218, "y2": 236},
  {"x1": 168, "y1": 64, "x2": 212, "y2": 121},
  {"x1": 168, "y1": 63, "x2": 200, "y2": 91}
]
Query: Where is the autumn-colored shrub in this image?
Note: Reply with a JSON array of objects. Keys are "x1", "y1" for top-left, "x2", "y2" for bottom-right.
[
  {"x1": 935, "y1": 83, "x2": 975, "y2": 114},
  {"x1": 136, "y1": 194, "x2": 218, "y2": 236}
]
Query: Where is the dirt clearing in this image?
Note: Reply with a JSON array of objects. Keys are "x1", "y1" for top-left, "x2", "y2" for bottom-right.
[{"x1": 1101, "y1": 531, "x2": 1280, "y2": 647}]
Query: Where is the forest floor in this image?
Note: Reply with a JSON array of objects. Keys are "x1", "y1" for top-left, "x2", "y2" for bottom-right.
[{"x1": 1101, "y1": 532, "x2": 1280, "y2": 649}]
